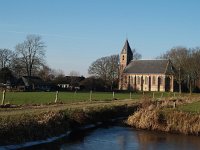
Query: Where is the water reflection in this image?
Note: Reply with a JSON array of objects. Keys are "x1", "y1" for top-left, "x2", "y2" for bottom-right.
[
  {"x1": 136, "y1": 130, "x2": 200, "y2": 150},
  {"x1": 19, "y1": 125, "x2": 200, "y2": 150}
]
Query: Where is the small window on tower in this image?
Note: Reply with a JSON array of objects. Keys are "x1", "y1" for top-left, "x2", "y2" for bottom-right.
[{"x1": 122, "y1": 55, "x2": 124, "y2": 60}]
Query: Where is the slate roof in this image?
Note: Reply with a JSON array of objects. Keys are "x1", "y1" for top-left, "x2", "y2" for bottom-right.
[
  {"x1": 123, "y1": 59, "x2": 172, "y2": 74},
  {"x1": 121, "y1": 40, "x2": 133, "y2": 56},
  {"x1": 21, "y1": 76, "x2": 45, "y2": 86},
  {"x1": 58, "y1": 76, "x2": 85, "y2": 84}
]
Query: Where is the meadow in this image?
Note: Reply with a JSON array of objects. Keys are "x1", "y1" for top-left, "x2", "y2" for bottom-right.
[
  {"x1": 0, "y1": 91, "x2": 183, "y2": 105},
  {"x1": 177, "y1": 101, "x2": 200, "y2": 113},
  {"x1": 1, "y1": 90, "x2": 200, "y2": 144},
  {"x1": 1, "y1": 91, "x2": 135, "y2": 105}
]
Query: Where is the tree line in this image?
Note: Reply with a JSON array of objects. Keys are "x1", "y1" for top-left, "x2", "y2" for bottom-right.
[
  {"x1": 159, "y1": 46, "x2": 200, "y2": 93},
  {"x1": 0, "y1": 35, "x2": 45, "y2": 80},
  {"x1": 2, "y1": 35, "x2": 200, "y2": 93},
  {"x1": 87, "y1": 49, "x2": 141, "y2": 91},
  {"x1": 0, "y1": 34, "x2": 70, "y2": 85},
  {"x1": 88, "y1": 46, "x2": 200, "y2": 93}
]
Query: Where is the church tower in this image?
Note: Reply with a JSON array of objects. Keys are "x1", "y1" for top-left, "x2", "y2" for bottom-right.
[{"x1": 119, "y1": 39, "x2": 133, "y2": 90}]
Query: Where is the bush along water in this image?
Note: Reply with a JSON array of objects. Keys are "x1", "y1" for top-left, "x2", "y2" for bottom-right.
[{"x1": 126, "y1": 100, "x2": 200, "y2": 135}]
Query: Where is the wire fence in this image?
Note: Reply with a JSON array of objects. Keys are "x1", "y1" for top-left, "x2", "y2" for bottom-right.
[{"x1": 0, "y1": 90, "x2": 187, "y2": 105}]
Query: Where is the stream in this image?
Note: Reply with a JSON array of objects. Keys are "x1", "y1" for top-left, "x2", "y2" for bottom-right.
[{"x1": 17, "y1": 124, "x2": 200, "y2": 150}]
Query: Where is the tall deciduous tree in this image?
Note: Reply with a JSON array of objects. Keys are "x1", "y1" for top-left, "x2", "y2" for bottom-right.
[
  {"x1": 69, "y1": 71, "x2": 80, "y2": 88},
  {"x1": 132, "y1": 49, "x2": 142, "y2": 60},
  {"x1": 184, "y1": 48, "x2": 200, "y2": 93},
  {"x1": 80, "y1": 76, "x2": 104, "y2": 91},
  {"x1": 15, "y1": 35, "x2": 46, "y2": 76},
  {"x1": 38, "y1": 65, "x2": 54, "y2": 81},
  {"x1": 0, "y1": 67, "x2": 14, "y2": 84},
  {"x1": 0, "y1": 49, "x2": 14, "y2": 69},
  {"x1": 160, "y1": 46, "x2": 200, "y2": 93},
  {"x1": 160, "y1": 47, "x2": 189, "y2": 93},
  {"x1": 88, "y1": 54, "x2": 119, "y2": 90}
]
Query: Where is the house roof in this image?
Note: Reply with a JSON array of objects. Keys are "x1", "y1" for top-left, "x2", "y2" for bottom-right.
[
  {"x1": 57, "y1": 76, "x2": 85, "y2": 84},
  {"x1": 123, "y1": 59, "x2": 172, "y2": 74},
  {"x1": 21, "y1": 76, "x2": 44, "y2": 86}
]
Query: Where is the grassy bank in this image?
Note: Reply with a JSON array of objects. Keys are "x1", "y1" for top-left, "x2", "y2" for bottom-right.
[
  {"x1": 0, "y1": 100, "x2": 138, "y2": 145},
  {"x1": 1, "y1": 92, "x2": 200, "y2": 145},
  {"x1": 177, "y1": 101, "x2": 200, "y2": 113},
  {"x1": 127, "y1": 98, "x2": 200, "y2": 135}
]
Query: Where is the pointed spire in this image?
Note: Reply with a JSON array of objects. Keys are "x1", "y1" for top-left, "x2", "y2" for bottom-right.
[
  {"x1": 121, "y1": 39, "x2": 132, "y2": 55},
  {"x1": 120, "y1": 39, "x2": 133, "y2": 65}
]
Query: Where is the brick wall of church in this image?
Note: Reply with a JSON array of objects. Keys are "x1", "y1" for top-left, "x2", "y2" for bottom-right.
[{"x1": 120, "y1": 74, "x2": 174, "y2": 92}]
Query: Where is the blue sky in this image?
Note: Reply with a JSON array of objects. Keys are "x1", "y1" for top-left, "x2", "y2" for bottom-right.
[{"x1": 0, "y1": 0, "x2": 200, "y2": 76}]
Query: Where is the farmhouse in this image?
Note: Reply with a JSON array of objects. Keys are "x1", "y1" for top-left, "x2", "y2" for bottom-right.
[
  {"x1": 17, "y1": 76, "x2": 53, "y2": 91},
  {"x1": 119, "y1": 40, "x2": 175, "y2": 92}
]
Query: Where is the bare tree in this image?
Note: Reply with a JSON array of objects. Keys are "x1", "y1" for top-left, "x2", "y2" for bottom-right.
[
  {"x1": 69, "y1": 71, "x2": 80, "y2": 77},
  {"x1": 38, "y1": 65, "x2": 54, "y2": 81},
  {"x1": 0, "y1": 67, "x2": 14, "y2": 84},
  {"x1": 69, "y1": 71, "x2": 81, "y2": 89},
  {"x1": 107, "y1": 55, "x2": 119, "y2": 90},
  {"x1": 0, "y1": 49, "x2": 15, "y2": 69},
  {"x1": 132, "y1": 49, "x2": 142, "y2": 60},
  {"x1": 15, "y1": 35, "x2": 46, "y2": 76},
  {"x1": 80, "y1": 76, "x2": 104, "y2": 91},
  {"x1": 184, "y1": 48, "x2": 200, "y2": 94},
  {"x1": 88, "y1": 54, "x2": 119, "y2": 90},
  {"x1": 160, "y1": 46, "x2": 200, "y2": 94},
  {"x1": 160, "y1": 47, "x2": 189, "y2": 93},
  {"x1": 52, "y1": 69, "x2": 65, "y2": 85},
  {"x1": 53, "y1": 69, "x2": 65, "y2": 78},
  {"x1": 11, "y1": 56, "x2": 26, "y2": 78}
]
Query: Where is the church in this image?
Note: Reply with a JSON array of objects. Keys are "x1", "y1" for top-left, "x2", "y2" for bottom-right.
[{"x1": 119, "y1": 40, "x2": 175, "y2": 92}]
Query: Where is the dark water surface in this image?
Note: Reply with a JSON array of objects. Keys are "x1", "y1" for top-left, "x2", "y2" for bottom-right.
[{"x1": 19, "y1": 125, "x2": 200, "y2": 150}]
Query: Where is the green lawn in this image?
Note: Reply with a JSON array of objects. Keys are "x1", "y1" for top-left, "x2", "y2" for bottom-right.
[
  {"x1": 178, "y1": 101, "x2": 200, "y2": 113},
  {"x1": 0, "y1": 91, "x2": 196, "y2": 105},
  {"x1": 0, "y1": 91, "x2": 139, "y2": 105}
]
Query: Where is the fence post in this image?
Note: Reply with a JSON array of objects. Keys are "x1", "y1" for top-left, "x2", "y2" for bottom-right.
[
  {"x1": 1, "y1": 90, "x2": 5, "y2": 105},
  {"x1": 161, "y1": 93, "x2": 163, "y2": 98},
  {"x1": 113, "y1": 91, "x2": 115, "y2": 99},
  {"x1": 55, "y1": 91, "x2": 58, "y2": 103},
  {"x1": 156, "y1": 100, "x2": 159, "y2": 108},
  {"x1": 90, "y1": 90, "x2": 92, "y2": 101},
  {"x1": 173, "y1": 100, "x2": 176, "y2": 109}
]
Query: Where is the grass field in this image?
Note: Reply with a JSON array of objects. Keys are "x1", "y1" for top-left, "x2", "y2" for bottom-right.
[
  {"x1": 0, "y1": 91, "x2": 196, "y2": 105},
  {"x1": 1, "y1": 91, "x2": 140, "y2": 105},
  {"x1": 178, "y1": 101, "x2": 200, "y2": 113}
]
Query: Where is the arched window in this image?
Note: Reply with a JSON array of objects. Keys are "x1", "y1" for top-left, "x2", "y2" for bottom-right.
[
  {"x1": 144, "y1": 76, "x2": 148, "y2": 85},
  {"x1": 130, "y1": 76, "x2": 133, "y2": 83},
  {"x1": 137, "y1": 76, "x2": 140, "y2": 84},
  {"x1": 124, "y1": 76, "x2": 127, "y2": 83},
  {"x1": 122, "y1": 55, "x2": 124, "y2": 60},
  {"x1": 152, "y1": 76, "x2": 156, "y2": 85},
  {"x1": 160, "y1": 77, "x2": 163, "y2": 85}
]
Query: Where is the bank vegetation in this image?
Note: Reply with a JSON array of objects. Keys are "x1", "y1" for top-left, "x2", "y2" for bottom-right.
[
  {"x1": 127, "y1": 97, "x2": 200, "y2": 135},
  {"x1": 0, "y1": 100, "x2": 138, "y2": 145}
]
